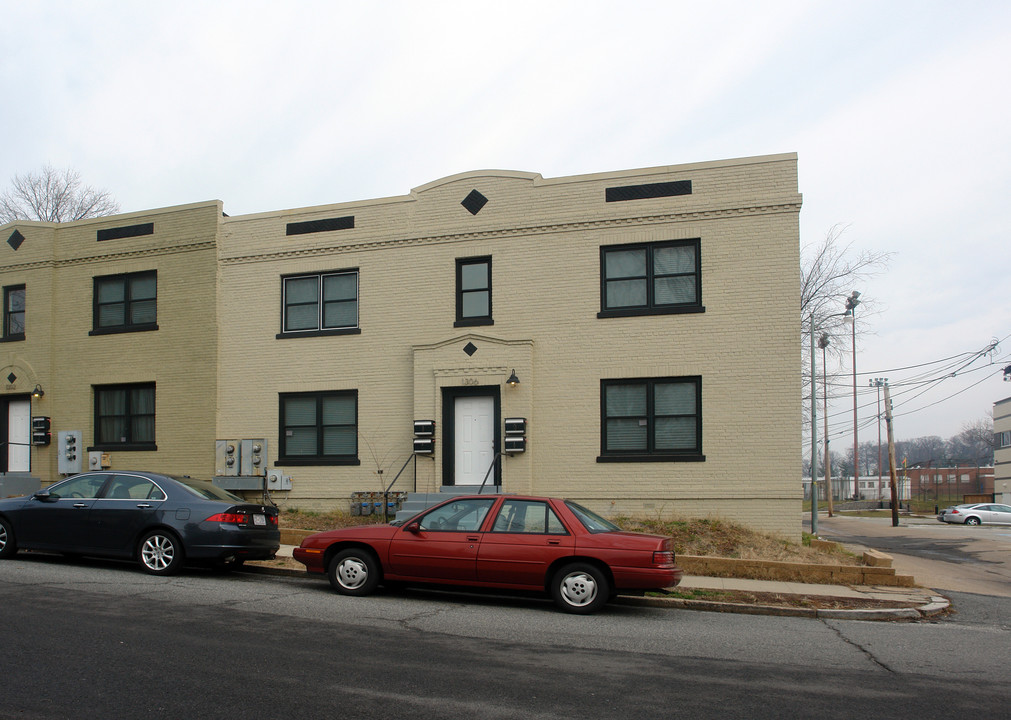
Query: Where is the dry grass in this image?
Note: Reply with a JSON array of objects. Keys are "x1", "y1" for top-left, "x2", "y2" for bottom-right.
[
  {"x1": 614, "y1": 516, "x2": 859, "y2": 565},
  {"x1": 278, "y1": 508, "x2": 859, "y2": 565}
]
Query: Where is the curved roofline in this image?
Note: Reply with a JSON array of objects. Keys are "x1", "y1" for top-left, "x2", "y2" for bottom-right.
[{"x1": 411, "y1": 169, "x2": 542, "y2": 194}]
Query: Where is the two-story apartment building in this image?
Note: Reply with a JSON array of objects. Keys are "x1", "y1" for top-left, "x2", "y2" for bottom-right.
[{"x1": 1, "y1": 153, "x2": 803, "y2": 536}]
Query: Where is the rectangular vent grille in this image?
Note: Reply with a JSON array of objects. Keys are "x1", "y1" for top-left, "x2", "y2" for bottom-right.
[
  {"x1": 605, "y1": 180, "x2": 692, "y2": 203},
  {"x1": 97, "y1": 223, "x2": 154, "y2": 242},
  {"x1": 286, "y1": 216, "x2": 355, "y2": 236}
]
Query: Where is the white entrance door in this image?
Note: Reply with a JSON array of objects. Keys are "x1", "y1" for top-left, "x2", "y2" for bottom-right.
[
  {"x1": 8, "y1": 399, "x2": 31, "y2": 472},
  {"x1": 454, "y1": 395, "x2": 495, "y2": 485}
]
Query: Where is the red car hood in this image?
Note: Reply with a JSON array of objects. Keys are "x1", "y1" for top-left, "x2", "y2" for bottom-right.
[{"x1": 300, "y1": 523, "x2": 400, "y2": 547}]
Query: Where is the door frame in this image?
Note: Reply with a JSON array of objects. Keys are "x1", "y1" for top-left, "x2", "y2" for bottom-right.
[
  {"x1": 441, "y1": 385, "x2": 501, "y2": 487},
  {"x1": 1, "y1": 394, "x2": 32, "y2": 473}
]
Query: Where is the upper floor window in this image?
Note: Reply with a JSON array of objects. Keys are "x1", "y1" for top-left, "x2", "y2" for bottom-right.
[
  {"x1": 455, "y1": 257, "x2": 492, "y2": 327},
  {"x1": 280, "y1": 270, "x2": 359, "y2": 337},
  {"x1": 599, "y1": 239, "x2": 702, "y2": 317},
  {"x1": 94, "y1": 383, "x2": 156, "y2": 450},
  {"x1": 998, "y1": 430, "x2": 1011, "y2": 449},
  {"x1": 92, "y1": 271, "x2": 157, "y2": 335},
  {"x1": 278, "y1": 390, "x2": 359, "y2": 465},
  {"x1": 599, "y1": 376, "x2": 703, "y2": 462},
  {"x1": 2, "y1": 285, "x2": 25, "y2": 341}
]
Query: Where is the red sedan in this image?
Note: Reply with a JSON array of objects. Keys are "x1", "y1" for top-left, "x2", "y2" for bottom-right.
[{"x1": 293, "y1": 494, "x2": 682, "y2": 614}]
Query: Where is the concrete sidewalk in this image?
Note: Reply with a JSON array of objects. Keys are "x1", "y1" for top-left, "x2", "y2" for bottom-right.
[{"x1": 256, "y1": 544, "x2": 949, "y2": 620}]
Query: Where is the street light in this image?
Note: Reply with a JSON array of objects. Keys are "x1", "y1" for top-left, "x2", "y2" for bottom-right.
[{"x1": 844, "y1": 291, "x2": 861, "y2": 500}]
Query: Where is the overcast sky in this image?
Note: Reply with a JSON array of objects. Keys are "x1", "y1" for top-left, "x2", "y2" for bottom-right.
[{"x1": 3, "y1": 1, "x2": 1008, "y2": 447}]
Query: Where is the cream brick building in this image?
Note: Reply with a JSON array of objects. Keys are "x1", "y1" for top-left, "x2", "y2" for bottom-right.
[
  {"x1": 1, "y1": 154, "x2": 803, "y2": 536},
  {"x1": 0, "y1": 202, "x2": 221, "y2": 487}
]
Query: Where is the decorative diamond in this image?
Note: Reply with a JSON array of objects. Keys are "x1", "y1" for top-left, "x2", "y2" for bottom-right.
[
  {"x1": 461, "y1": 190, "x2": 488, "y2": 215},
  {"x1": 463, "y1": 342, "x2": 478, "y2": 356},
  {"x1": 6, "y1": 373, "x2": 16, "y2": 384},
  {"x1": 8, "y1": 229, "x2": 25, "y2": 251}
]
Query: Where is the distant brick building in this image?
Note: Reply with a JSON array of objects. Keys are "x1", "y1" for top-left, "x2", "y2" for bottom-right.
[
  {"x1": 1, "y1": 153, "x2": 804, "y2": 535},
  {"x1": 904, "y1": 465, "x2": 994, "y2": 501}
]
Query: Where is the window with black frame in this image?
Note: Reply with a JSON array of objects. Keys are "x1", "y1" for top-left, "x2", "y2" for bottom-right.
[
  {"x1": 455, "y1": 256, "x2": 492, "y2": 326},
  {"x1": 599, "y1": 377, "x2": 703, "y2": 461},
  {"x1": 94, "y1": 383, "x2": 156, "y2": 449},
  {"x1": 2, "y1": 285, "x2": 25, "y2": 341},
  {"x1": 92, "y1": 271, "x2": 157, "y2": 334},
  {"x1": 599, "y1": 239, "x2": 702, "y2": 317},
  {"x1": 279, "y1": 390, "x2": 358, "y2": 464},
  {"x1": 280, "y1": 270, "x2": 359, "y2": 336}
]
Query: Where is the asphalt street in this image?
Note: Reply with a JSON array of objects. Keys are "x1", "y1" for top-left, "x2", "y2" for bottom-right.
[
  {"x1": 812, "y1": 514, "x2": 1011, "y2": 597},
  {"x1": 1, "y1": 553, "x2": 1008, "y2": 719}
]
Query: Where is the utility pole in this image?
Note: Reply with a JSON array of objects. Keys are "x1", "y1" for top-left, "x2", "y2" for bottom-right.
[
  {"x1": 819, "y1": 333, "x2": 834, "y2": 517},
  {"x1": 883, "y1": 382, "x2": 900, "y2": 527},
  {"x1": 871, "y1": 378, "x2": 886, "y2": 499},
  {"x1": 809, "y1": 314, "x2": 818, "y2": 535},
  {"x1": 845, "y1": 291, "x2": 861, "y2": 500}
]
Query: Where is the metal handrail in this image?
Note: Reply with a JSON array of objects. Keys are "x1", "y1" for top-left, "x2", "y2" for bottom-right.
[{"x1": 382, "y1": 454, "x2": 417, "y2": 522}]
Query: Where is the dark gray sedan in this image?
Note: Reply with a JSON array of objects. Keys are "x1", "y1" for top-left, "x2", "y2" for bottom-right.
[{"x1": 0, "y1": 471, "x2": 279, "y2": 575}]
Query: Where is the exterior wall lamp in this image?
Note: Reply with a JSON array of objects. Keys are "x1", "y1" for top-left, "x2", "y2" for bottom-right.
[
  {"x1": 31, "y1": 384, "x2": 44, "y2": 399},
  {"x1": 506, "y1": 370, "x2": 520, "y2": 387}
]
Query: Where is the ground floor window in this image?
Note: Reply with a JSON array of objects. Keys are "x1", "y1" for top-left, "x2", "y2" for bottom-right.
[
  {"x1": 278, "y1": 390, "x2": 358, "y2": 465},
  {"x1": 598, "y1": 376, "x2": 703, "y2": 462},
  {"x1": 93, "y1": 383, "x2": 156, "y2": 450}
]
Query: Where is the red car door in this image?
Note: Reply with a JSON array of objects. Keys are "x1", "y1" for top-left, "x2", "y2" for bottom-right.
[
  {"x1": 476, "y1": 499, "x2": 575, "y2": 587},
  {"x1": 388, "y1": 497, "x2": 498, "y2": 581}
]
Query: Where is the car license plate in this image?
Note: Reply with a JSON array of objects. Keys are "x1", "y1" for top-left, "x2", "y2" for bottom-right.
[{"x1": 253, "y1": 514, "x2": 266, "y2": 526}]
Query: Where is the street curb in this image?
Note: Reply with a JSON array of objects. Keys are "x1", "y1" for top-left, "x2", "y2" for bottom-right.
[
  {"x1": 240, "y1": 564, "x2": 951, "y2": 620},
  {"x1": 616, "y1": 594, "x2": 948, "y2": 621}
]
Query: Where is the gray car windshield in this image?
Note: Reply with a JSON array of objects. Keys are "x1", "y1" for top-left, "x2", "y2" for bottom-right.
[
  {"x1": 173, "y1": 477, "x2": 245, "y2": 503},
  {"x1": 565, "y1": 501, "x2": 620, "y2": 533}
]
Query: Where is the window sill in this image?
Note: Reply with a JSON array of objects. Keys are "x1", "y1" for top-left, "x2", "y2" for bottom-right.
[
  {"x1": 454, "y1": 318, "x2": 494, "y2": 328},
  {"x1": 276, "y1": 328, "x2": 362, "y2": 339},
  {"x1": 88, "y1": 444, "x2": 158, "y2": 452},
  {"x1": 0, "y1": 334, "x2": 25, "y2": 343},
  {"x1": 597, "y1": 305, "x2": 704, "y2": 319},
  {"x1": 597, "y1": 453, "x2": 705, "y2": 463},
  {"x1": 276, "y1": 458, "x2": 361, "y2": 466},
  {"x1": 89, "y1": 324, "x2": 159, "y2": 336}
]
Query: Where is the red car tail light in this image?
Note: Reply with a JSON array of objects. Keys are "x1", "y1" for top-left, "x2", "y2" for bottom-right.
[
  {"x1": 205, "y1": 512, "x2": 248, "y2": 524},
  {"x1": 951, "y1": 509, "x2": 960, "y2": 515},
  {"x1": 268, "y1": 514, "x2": 278, "y2": 526},
  {"x1": 652, "y1": 550, "x2": 675, "y2": 566}
]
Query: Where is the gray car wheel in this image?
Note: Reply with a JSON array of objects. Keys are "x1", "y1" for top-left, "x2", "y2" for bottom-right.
[
  {"x1": 328, "y1": 548, "x2": 380, "y2": 596},
  {"x1": 551, "y1": 563, "x2": 609, "y2": 614},
  {"x1": 0, "y1": 516, "x2": 16, "y2": 559},
  {"x1": 964, "y1": 516, "x2": 981, "y2": 526},
  {"x1": 138, "y1": 530, "x2": 183, "y2": 575}
]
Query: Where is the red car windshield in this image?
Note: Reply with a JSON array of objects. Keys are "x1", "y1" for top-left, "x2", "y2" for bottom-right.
[{"x1": 565, "y1": 501, "x2": 621, "y2": 533}]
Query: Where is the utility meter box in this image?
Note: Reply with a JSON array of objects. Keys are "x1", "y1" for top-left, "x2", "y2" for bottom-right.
[
  {"x1": 266, "y1": 469, "x2": 292, "y2": 491},
  {"x1": 240, "y1": 438, "x2": 267, "y2": 476},
  {"x1": 215, "y1": 440, "x2": 240, "y2": 476},
  {"x1": 57, "y1": 430, "x2": 83, "y2": 475}
]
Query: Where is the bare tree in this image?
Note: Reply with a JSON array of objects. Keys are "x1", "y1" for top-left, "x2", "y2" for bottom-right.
[
  {"x1": 801, "y1": 225, "x2": 892, "y2": 430},
  {"x1": 0, "y1": 165, "x2": 120, "y2": 223},
  {"x1": 959, "y1": 414, "x2": 995, "y2": 465},
  {"x1": 801, "y1": 224, "x2": 892, "y2": 341}
]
